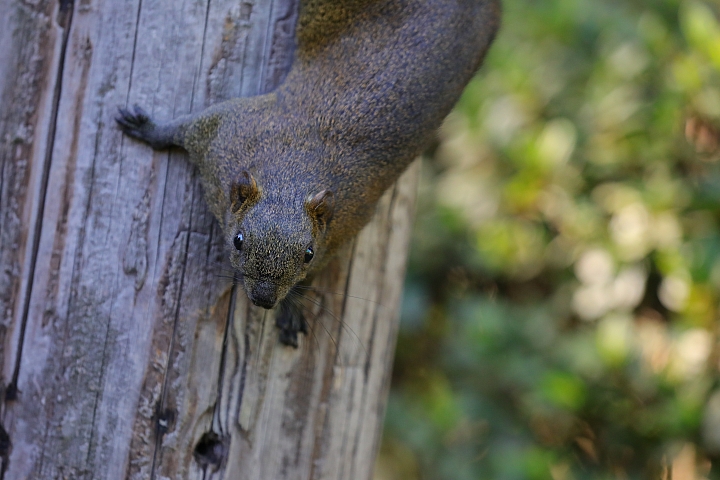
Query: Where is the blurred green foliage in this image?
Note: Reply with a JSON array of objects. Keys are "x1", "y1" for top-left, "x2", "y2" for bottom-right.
[{"x1": 377, "y1": 1, "x2": 720, "y2": 479}]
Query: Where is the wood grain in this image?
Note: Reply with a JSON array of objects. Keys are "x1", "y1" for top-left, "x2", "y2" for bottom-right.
[{"x1": 0, "y1": 1, "x2": 418, "y2": 478}]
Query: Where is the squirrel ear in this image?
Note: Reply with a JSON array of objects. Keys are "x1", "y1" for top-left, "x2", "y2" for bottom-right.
[
  {"x1": 306, "y1": 189, "x2": 334, "y2": 230},
  {"x1": 230, "y1": 170, "x2": 259, "y2": 213}
]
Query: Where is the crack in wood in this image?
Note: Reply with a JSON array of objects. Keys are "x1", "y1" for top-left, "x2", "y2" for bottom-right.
[
  {"x1": 9, "y1": 0, "x2": 76, "y2": 409},
  {"x1": 193, "y1": 431, "x2": 228, "y2": 473},
  {"x1": 149, "y1": 217, "x2": 196, "y2": 477}
]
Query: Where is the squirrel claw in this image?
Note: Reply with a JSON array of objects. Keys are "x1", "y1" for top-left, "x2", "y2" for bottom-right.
[
  {"x1": 131, "y1": 104, "x2": 150, "y2": 121},
  {"x1": 115, "y1": 104, "x2": 173, "y2": 149},
  {"x1": 115, "y1": 104, "x2": 152, "y2": 130}
]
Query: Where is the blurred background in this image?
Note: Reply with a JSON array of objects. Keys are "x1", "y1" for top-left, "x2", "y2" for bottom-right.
[{"x1": 375, "y1": 0, "x2": 720, "y2": 478}]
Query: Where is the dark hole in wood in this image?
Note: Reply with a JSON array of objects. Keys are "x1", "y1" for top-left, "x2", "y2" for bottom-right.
[
  {"x1": 154, "y1": 407, "x2": 177, "y2": 438},
  {"x1": 193, "y1": 432, "x2": 227, "y2": 471}
]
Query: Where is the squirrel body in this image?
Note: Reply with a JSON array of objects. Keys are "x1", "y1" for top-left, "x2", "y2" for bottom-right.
[{"x1": 117, "y1": 0, "x2": 500, "y2": 344}]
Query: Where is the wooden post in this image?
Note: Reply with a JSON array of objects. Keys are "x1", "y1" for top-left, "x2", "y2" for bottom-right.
[{"x1": 0, "y1": 1, "x2": 419, "y2": 479}]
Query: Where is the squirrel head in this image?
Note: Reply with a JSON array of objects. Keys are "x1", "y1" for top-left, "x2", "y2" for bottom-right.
[{"x1": 224, "y1": 170, "x2": 334, "y2": 309}]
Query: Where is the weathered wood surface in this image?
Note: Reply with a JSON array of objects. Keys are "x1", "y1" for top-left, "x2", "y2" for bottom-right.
[{"x1": 0, "y1": 1, "x2": 419, "y2": 479}]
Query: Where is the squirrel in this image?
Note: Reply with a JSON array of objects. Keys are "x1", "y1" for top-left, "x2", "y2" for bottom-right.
[{"x1": 116, "y1": 0, "x2": 500, "y2": 346}]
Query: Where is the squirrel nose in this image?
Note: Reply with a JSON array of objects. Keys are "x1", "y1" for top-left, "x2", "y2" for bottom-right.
[
  {"x1": 251, "y1": 297, "x2": 275, "y2": 309},
  {"x1": 250, "y1": 282, "x2": 277, "y2": 309}
]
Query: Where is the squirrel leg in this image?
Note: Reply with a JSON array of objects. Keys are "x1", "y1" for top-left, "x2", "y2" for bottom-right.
[
  {"x1": 116, "y1": 104, "x2": 188, "y2": 150},
  {"x1": 275, "y1": 297, "x2": 308, "y2": 348}
]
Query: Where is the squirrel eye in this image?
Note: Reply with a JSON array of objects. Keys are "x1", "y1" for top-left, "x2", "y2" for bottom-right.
[
  {"x1": 304, "y1": 247, "x2": 314, "y2": 263},
  {"x1": 233, "y1": 232, "x2": 244, "y2": 251}
]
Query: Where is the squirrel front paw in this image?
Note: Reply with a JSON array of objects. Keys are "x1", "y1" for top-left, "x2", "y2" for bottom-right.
[
  {"x1": 276, "y1": 299, "x2": 308, "y2": 348},
  {"x1": 116, "y1": 105, "x2": 172, "y2": 150}
]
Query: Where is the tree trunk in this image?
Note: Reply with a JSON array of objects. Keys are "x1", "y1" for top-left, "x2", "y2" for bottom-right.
[{"x1": 0, "y1": 1, "x2": 419, "y2": 479}]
